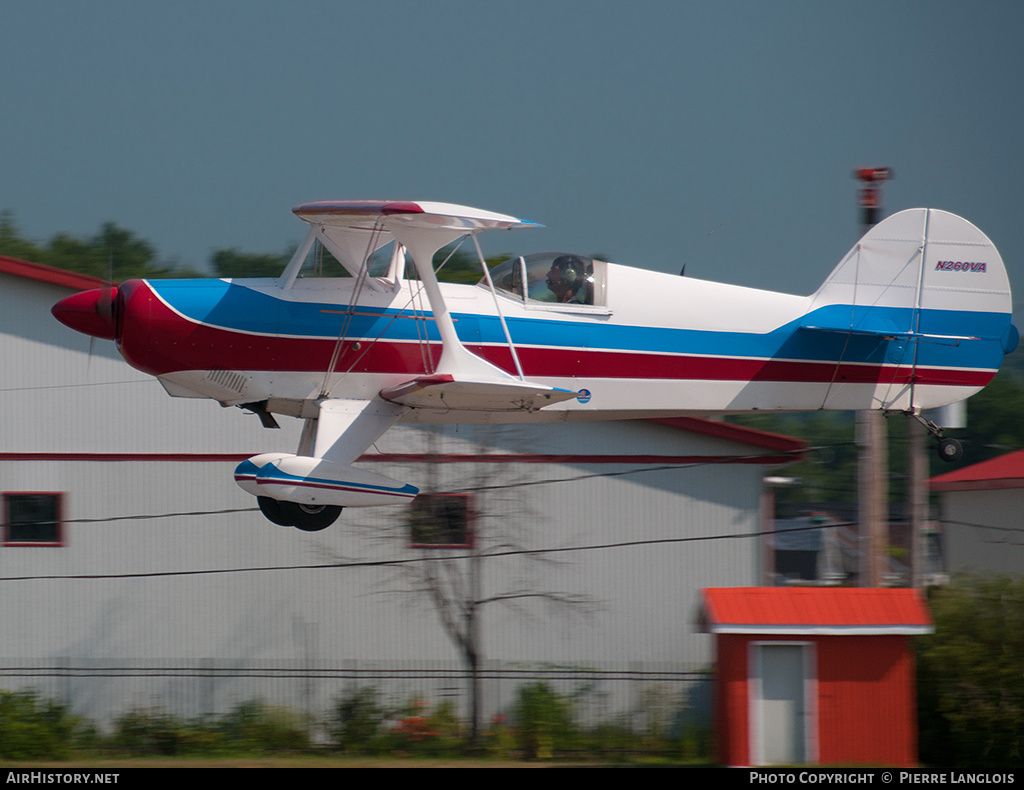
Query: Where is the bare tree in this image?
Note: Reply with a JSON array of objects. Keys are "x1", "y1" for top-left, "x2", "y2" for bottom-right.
[{"x1": 334, "y1": 425, "x2": 597, "y2": 745}]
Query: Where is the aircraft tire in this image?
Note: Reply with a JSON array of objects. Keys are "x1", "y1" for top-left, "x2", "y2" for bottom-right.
[
  {"x1": 258, "y1": 496, "x2": 294, "y2": 527},
  {"x1": 278, "y1": 501, "x2": 343, "y2": 532},
  {"x1": 937, "y1": 437, "x2": 963, "y2": 463}
]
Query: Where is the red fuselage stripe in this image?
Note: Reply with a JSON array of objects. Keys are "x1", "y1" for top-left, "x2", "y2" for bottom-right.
[{"x1": 115, "y1": 282, "x2": 994, "y2": 388}]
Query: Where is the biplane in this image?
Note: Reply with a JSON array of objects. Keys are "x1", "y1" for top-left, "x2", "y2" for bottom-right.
[{"x1": 52, "y1": 201, "x2": 1017, "y2": 530}]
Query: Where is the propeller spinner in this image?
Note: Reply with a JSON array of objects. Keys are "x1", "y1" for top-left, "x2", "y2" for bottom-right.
[{"x1": 52, "y1": 287, "x2": 119, "y2": 340}]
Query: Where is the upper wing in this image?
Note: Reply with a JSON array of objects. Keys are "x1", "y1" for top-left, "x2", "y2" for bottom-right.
[{"x1": 293, "y1": 200, "x2": 540, "y2": 232}]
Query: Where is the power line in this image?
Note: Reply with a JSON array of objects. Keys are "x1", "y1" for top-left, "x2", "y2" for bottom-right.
[
  {"x1": 0, "y1": 379, "x2": 151, "y2": 393},
  {"x1": 941, "y1": 518, "x2": 1024, "y2": 536},
  {"x1": 0, "y1": 521, "x2": 839, "y2": 582},
  {"x1": 1, "y1": 449, "x2": 812, "y2": 533},
  {"x1": 452, "y1": 449, "x2": 808, "y2": 493},
  {"x1": 1, "y1": 507, "x2": 259, "y2": 530},
  {"x1": 0, "y1": 446, "x2": 875, "y2": 583}
]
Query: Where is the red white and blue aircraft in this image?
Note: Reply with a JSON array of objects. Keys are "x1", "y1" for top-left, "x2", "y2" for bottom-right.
[{"x1": 52, "y1": 201, "x2": 1017, "y2": 530}]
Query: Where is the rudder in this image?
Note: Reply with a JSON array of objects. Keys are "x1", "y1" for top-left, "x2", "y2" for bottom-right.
[{"x1": 804, "y1": 209, "x2": 1015, "y2": 410}]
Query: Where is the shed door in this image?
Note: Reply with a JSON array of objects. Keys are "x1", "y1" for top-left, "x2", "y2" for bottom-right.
[{"x1": 755, "y1": 643, "x2": 810, "y2": 765}]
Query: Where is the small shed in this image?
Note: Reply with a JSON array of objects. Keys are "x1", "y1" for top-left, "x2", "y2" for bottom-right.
[{"x1": 699, "y1": 587, "x2": 933, "y2": 767}]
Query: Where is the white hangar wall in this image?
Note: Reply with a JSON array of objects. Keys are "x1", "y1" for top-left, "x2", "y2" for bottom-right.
[
  {"x1": 941, "y1": 489, "x2": 1024, "y2": 576},
  {"x1": 1, "y1": 268, "x2": 304, "y2": 455},
  {"x1": 2, "y1": 423, "x2": 766, "y2": 665},
  {"x1": 929, "y1": 451, "x2": 1024, "y2": 577}
]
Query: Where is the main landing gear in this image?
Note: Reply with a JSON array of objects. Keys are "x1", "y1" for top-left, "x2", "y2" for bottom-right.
[
  {"x1": 258, "y1": 496, "x2": 343, "y2": 531},
  {"x1": 904, "y1": 411, "x2": 963, "y2": 463},
  {"x1": 936, "y1": 436, "x2": 964, "y2": 463}
]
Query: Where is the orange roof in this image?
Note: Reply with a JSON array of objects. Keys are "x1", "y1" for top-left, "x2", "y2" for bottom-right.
[
  {"x1": 700, "y1": 587, "x2": 933, "y2": 635},
  {"x1": 929, "y1": 449, "x2": 1024, "y2": 492}
]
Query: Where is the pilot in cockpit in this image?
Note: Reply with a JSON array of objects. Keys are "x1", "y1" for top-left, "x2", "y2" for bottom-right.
[{"x1": 544, "y1": 255, "x2": 592, "y2": 304}]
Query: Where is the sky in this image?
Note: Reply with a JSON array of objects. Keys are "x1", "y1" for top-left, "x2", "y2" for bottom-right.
[{"x1": 3, "y1": 0, "x2": 1023, "y2": 300}]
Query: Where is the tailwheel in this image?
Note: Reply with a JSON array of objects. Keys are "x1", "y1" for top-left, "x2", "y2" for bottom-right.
[
  {"x1": 905, "y1": 410, "x2": 964, "y2": 464},
  {"x1": 937, "y1": 437, "x2": 963, "y2": 463},
  {"x1": 278, "y1": 501, "x2": 343, "y2": 532}
]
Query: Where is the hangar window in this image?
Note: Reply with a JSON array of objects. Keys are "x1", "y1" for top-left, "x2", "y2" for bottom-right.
[
  {"x1": 4, "y1": 493, "x2": 64, "y2": 547},
  {"x1": 485, "y1": 253, "x2": 606, "y2": 307},
  {"x1": 409, "y1": 494, "x2": 475, "y2": 549}
]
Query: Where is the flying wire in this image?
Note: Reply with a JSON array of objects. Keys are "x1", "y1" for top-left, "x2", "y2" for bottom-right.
[{"x1": 318, "y1": 224, "x2": 384, "y2": 398}]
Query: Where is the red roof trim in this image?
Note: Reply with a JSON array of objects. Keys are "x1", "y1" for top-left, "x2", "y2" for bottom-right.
[
  {"x1": 700, "y1": 587, "x2": 932, "y2": 634},
  {"x1": 650, "y1": 417, "x2": 806, "y2": 454},
  {"x1": 0, "y1": 255, "x2": 109, "y2": 291},
  {"x1": 929, "y1": 448, "x2": 1024, "y2": 492},
  {"x1": 931, "y1": 479, "x2": 1024, "y2": 492}
]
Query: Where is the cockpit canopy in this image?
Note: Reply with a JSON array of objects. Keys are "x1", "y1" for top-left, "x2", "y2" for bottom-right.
[{"x1": 485, "y1": 252, "x2": 606, "y2": 306}]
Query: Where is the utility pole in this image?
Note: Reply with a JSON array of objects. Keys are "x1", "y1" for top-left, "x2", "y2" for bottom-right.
[
  {"x1": 907, "y1": 414, "x2": 928, "y2": 588},
  {"x1": 854, "y1": 168, "x2": 892, "y2": 587}
]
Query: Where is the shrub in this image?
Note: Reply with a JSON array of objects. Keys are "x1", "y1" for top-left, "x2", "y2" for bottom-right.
[
  {"x1": 512, "y1": 681, "x2": 577, "y2": 759},
  {"x1": 110, "y1": 700, "x2": 308, "y2": 755},
  {"x1": 0, "y1": 690, "x2": 82, "y2": 760},
  {"x1": 217, "y1": 699, "x2": 309, "y2": 751},
  {"x1": 387, "y1": 698, "x2": 464, "y2": 755},
  {"x1": 109, "y1": 706, "x2": 188, "y2": 755},
  {"x1": 330, "y1": 685, "x2": 385, "y2": 753}
]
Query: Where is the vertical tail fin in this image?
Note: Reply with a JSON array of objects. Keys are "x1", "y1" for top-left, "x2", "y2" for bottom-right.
[{"x1": 804, "y1": 208, "x2": 1016, "y2": 410}]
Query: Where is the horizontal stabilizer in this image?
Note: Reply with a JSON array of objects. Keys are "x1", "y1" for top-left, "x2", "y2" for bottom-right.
[
  {"x1": 799, "y1": 321, "x2": 979, "y2": 344},
  {"x1": 380, "y1": 374, "x2": 580, "y2": 412}
]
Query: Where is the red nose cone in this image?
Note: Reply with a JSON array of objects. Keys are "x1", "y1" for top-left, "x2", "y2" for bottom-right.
[{"x1": 52, "y1": 287, "x2": 118, "y2": 340}]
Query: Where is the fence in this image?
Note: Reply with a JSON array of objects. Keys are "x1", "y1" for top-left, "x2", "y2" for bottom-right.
[{"x1": 0, "y1": 657, "x2": 713, "y2": 752}]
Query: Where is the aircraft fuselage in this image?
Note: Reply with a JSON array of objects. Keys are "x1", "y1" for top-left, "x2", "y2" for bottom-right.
[{"x1": 58, "y1": 260, "x2": 1006, "y2": 424}]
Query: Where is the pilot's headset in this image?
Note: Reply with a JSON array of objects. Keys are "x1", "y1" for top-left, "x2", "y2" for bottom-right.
[{"x1": 552, "y1": 255, "x2": 584, "y2": 287}]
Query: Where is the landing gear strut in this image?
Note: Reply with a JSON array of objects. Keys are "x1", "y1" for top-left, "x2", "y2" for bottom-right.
[
  {"x1": 257, "y1": 496, "x2": 343, "y2": 531},
  {"x1": 904, "y1": 411, "x2": 963, "y2": 463}
]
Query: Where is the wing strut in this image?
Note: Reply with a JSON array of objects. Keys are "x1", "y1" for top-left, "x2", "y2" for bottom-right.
[
  {"x1": 386, "y1": 219, "x2": 501, "y2": 378},
  {"x1": 287, "y1": 201, "x2": 580, "y2": 411},
  {"x1": 472, "y1": 234, "x2": 525, "y2": 381},
  {"x1": 318, "y1": 220, "x2": 387, "y2": 398},
  {"x1": 382, "y1": 215, "x2": 579, "y2": 411}
]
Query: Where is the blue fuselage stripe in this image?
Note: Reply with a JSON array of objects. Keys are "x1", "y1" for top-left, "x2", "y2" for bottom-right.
[{"x1": 150, "y1": 280, "x2": 1009, "y2": 371}]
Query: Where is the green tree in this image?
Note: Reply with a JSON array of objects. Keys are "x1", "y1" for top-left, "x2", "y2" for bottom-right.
[
  {"x1": 212, "y1": 248, "x2": 291, "y2": 279},
  {"x1": 729, "y1": 369, "x2": 1024, "y2": 511},
  {"x1": 917, "y1": 576, "x2": 1024, "y2": 767},
  {"x1": 950, "y1": 370, "x2": 1024, "y2": 468},
  {"x1": 0, "y1": 213, "x2": 198, "y2": 279},
  {"x1": 0, "y1": 211, "x2": 45, "y2": 262},
  {"x1": 728, "y1": 411, "x2": 859, "y2": 507},
  {"x1": 431, "y1": 246, "x2": 509, "y2": 284}
]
